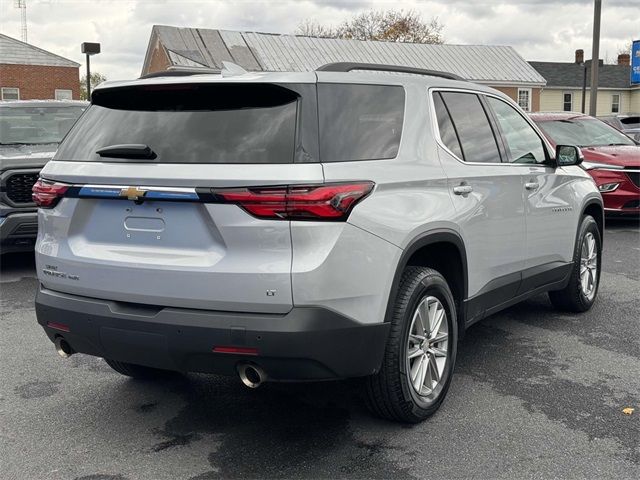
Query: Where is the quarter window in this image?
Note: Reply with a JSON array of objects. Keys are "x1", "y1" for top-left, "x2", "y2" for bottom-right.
[
  {"x1": 611, "y1": 94, "x2": 620, "y2": 113},
  {"x1": 1, "y1": 87, "x2": 20, "y2": 101},
  {"x1": 486, "y1": 97, "x2": 547, "y2": 164},
  {"x1": 439, "y1": 92, "x2": 501, "y2": 163},
  {"x1": 318, "y1": 83, "x2": 405, "y2": 162},
  {"x1": 563, "y1": 92, "x2": 573, "y2": 112},
  {"x1": 517, "y1": 88, "x2": 532, "y2": 112},
  {"x1": 433, "y1": 93, "x2": 463, "y2": 159}
]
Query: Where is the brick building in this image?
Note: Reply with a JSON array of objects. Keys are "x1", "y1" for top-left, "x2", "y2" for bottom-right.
[
  {"x1": 0, "y1": 33, "x2": 80, "y2": 101},
  {"x1": 141, "y1": 25, "x2": 546, "y2": 111}
]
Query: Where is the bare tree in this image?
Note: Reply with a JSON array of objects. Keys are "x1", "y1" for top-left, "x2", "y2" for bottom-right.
[
  {"x1": 617, "y1": 41, "x2": 633, "y2": 56},
  {"x1": 80, "y1": 72, "x2": 107, "y2": 100},
  {"x1": 295, "y1": 10, "x2": 444, "y2": 44},
  {"x1": 295, "y1": 19, "x2": 336, "y2": 38}
]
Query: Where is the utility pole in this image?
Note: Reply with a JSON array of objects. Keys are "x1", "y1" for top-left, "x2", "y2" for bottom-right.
[
  {"x1": 581, "y1": 63, "x2": 587, "y2": 113},
  {"x1": 589, "y1": 0, "x2": 601, "y2": 116}
]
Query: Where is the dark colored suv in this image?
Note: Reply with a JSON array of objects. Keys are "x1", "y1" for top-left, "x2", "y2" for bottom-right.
[{"x1": 0, "y1": 100, "x2": 86, "y2": 254}]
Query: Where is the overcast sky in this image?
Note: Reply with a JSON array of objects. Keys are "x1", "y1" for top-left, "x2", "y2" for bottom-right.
[{"x1": 1, "y1": 0, "x2": 638, "y2": 81}]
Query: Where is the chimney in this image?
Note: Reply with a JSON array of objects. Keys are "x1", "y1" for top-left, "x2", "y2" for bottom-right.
[
  {"x1": 618, "y1": 53, "x2": 630, "y2": 66},
  {"x1": 575, "y1": 49, "x2": 584, "y2": 64}
]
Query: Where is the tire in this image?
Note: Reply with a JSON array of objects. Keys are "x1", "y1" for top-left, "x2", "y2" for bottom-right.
[
  {"x1": 549, "y1": 215, "x2": 601, "y2": 313},
  {"x1": 104, "y1": 358, "x2": 176, "y2": 379},
  {"x1": 365, "y1": 267, "x2": 458, "y2": 423}
]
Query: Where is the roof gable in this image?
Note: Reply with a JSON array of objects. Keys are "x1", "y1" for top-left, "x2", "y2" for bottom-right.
[
  {"x1": 0, "y1": 33, "x2": 80, "y2": 68},
  {"x1": 143, "y1": 25, "x2": 546, "y2": 85}
]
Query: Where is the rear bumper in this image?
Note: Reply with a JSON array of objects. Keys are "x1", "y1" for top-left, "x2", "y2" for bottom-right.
[
  {"x1": 35, "y1": 287, "x2": 390, "y2": 381},
  {"x1": 0, "y1": 211, "x2": 38, "y2": 253}
]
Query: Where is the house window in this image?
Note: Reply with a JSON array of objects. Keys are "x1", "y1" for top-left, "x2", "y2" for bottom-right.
[
  {"x1": 563, "y1": 92, "x2": 573, "y2": 112},
  {"x1": 517, "y1": 88, "x2": 532, "y2": 112},
  {"x1": 611, "y1": 94, "x2": 620, "y2": 113},
  {"x1": 55, "y1": 89, "x2": 73, "y2": 100},
  {"x1": 1, "y1": 87, "x2": 20, "y2": 101}
]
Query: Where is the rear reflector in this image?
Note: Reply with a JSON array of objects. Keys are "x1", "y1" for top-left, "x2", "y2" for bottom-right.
[
  {"x1": 212, "y1": 182, "x2": 374, "y2": 221},
  {"x1": 32, "y1": 179, "x2": 69, "y2": 208},
  {"x1": 47, "y1": 321, "x2": 70, "y2": 332},
  {"x1": 213, "y1": 346, "x2": 259, "y2": 356}
]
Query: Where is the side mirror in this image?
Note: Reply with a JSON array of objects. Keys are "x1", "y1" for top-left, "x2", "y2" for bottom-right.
[{"x1": 555, "y1": 145, "x2": 584, "y2": 167}]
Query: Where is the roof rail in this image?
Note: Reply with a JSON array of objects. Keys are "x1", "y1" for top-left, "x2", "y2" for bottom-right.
[
  {"x1": 139, "y1": 66, "x2": 220, "y2": 79},
  {"x1": 316, "y1": 62, "x2": 465, "y2": 81}
]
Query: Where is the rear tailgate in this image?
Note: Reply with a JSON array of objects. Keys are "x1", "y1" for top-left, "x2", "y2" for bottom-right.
[{"x1": 35, "y1": 80, "x2": 321, "y2": 313}]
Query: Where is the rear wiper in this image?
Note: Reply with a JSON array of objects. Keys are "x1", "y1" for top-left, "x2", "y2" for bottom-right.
[{"x1": 96, "y1": 144, "x2": 157, "y2": 159}]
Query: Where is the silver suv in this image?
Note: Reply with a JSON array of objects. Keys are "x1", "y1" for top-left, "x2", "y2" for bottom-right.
[{"x1": 34, "y1": 63, "x2": 603, "y2": 423}]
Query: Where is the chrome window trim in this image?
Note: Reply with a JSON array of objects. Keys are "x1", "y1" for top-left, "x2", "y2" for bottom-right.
[
  {"x1": 428, "y1": 87, "x2": 555, "y2": 168},
  {"x1": 76, "y1": 185, "x2": 197, "y2": 193}
]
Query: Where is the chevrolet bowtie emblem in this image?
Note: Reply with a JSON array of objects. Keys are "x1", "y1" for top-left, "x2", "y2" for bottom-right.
[{"x1": 120, "y1": 186, "x2": 146, "y2": 200}]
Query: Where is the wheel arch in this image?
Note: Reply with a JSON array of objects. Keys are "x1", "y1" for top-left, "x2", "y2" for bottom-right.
[
  {"x1": 582, "y1": 198, "x2": 604, "y2": 245},
  {"x1": 385, "y1": 229, "x2": 468, "y2": 335}
]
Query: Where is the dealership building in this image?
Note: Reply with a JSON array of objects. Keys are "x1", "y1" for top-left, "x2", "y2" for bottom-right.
[
  {"x1": 0, "y1": 33, "x2": 80, "y2": 101},
  {"x1": 141, "y1": 25, "x2": 546, "y2": 112}
]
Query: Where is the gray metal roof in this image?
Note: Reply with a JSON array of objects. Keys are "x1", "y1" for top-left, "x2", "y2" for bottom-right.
[
  {"x1": 0, "y1": 33, "x2": 80, "y2": 68},
  {"x1": 529, "y1": 61, "x2": 632, "y2": 89},
  {"x1": 143, "y1": 25, "x2": 546, "y2": 86}
]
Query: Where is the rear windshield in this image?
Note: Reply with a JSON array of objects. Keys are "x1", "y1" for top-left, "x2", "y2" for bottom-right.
[
  {"x1": 0, "y1": 106, "x2": 86, "y2": 146},
  {"x1": 55, "y1": 84, "x2": 298, "y2": 164},
  {"x1": 318, "y1": 83, "x2": 405, "y2": 162},
  {"x1": 620, "y1": 116, "x2": 640, "y2": 128}
]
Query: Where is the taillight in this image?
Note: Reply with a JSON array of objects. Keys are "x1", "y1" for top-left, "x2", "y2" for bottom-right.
[
  {"x1": 212, "y1": 182, "x2": 374, "y2": 220},
  {"x1": 32, "y1": 179, "x2": 69, "y2": 208}
]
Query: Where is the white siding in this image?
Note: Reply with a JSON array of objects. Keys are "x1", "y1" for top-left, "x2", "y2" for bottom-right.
[
  {"x1": 630, "y1": 89, "x2": 640, "y2": 113},
  {"x1": 539, "y1": 88, "x2": 635, "y2": 115}
]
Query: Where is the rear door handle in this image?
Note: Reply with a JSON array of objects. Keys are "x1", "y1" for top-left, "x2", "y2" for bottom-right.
[
  {"x1": 525, "y1": 182, "x2": 539, "y2": 190},
  {"x1": 453, "y1": 185, "x2": 473, "y2": 195}
]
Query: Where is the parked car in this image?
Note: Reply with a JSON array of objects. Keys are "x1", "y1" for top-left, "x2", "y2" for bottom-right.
[
  {"x1": 34, "y1": 63, "x2": 603, "y2": 423},
  {"x1": 599, "y1": 114, "x2": 640, "y2": 142},
  {"x1": 530, "y1": 112, "x2": 640, "y2": 216},
  {"x1": 1, "y1": 100, "x2": 86, "y2": 254}
]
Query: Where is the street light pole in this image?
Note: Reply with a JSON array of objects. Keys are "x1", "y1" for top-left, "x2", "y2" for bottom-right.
[
  {"x1": 589, "y1": 0, "x2": 601, "y2": 116},
  {"x1": 80, "y1": 42, "x2": 101, "y2": 100},
  {"x1": 85, "y1": 53, "x2": 91, "y2": 98}
]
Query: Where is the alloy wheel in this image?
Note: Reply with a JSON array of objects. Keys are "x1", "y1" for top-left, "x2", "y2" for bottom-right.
[
  {"x1": 579, "y1": 232, "x2": 598, "y2": 300},
  {"x1": 406, "y1": 296, "x2": 449, "y2": 396}
]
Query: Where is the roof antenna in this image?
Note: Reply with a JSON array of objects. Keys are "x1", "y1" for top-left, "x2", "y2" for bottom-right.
[{"x1": 221, "y1": 61, "x2": 248, "y2": 77}]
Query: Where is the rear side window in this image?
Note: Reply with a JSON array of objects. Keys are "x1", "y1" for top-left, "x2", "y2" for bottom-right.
[
  {"x1": 55, "y1": 84, "x2": 298, "y2": 164},
  {"x1": 438, "y1": 92, "x2": 501, "y2": 163},
  {"x1": 318, "y1": 84, "x2": 405, "y2": 162}
]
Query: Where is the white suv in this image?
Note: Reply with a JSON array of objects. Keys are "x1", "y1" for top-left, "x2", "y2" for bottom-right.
[{"x1": 33, "y1": 63, "x2": 603, "y2": 423}]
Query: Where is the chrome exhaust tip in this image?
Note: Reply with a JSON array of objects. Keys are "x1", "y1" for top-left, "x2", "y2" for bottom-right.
[
  {"x1": 237, "y1": 363, "x2": 267, "y2": 388},
  {"x1": 54, "y1": 337, "x2": 74, "y2": 358}
]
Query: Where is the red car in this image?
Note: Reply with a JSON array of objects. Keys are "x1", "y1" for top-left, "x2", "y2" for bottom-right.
[{"x1": 530, "y1": 113, "x2": 640, "y2": 216}]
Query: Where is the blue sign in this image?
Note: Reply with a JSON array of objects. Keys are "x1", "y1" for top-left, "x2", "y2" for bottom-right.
[{"x1": 632, "y1": 40, "x2": 640, "y2": 85}]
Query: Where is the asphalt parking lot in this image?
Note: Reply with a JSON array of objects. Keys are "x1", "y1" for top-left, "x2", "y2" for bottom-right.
[{"x1": 1, "y1": 219, "x2": 638, "y2": 480}]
